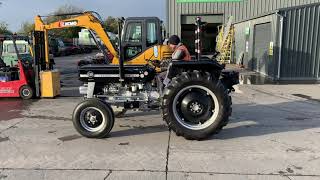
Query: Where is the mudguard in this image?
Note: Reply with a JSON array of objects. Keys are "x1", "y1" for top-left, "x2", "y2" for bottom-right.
[
  {"x1": 166, "y1": 60, "x2": 239, "y2": 92},
  {"x1": 166, "y1": 60, "x2": 225, "y2": 79}
]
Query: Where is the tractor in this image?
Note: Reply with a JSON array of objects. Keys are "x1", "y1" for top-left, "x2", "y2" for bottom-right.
[{"x1": 33, "y1": 12, "x2": 239, "y2": 140}]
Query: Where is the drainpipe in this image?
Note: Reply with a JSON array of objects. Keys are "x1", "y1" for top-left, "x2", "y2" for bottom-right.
[{"x1": 276, "y1": 12, "x2": 284, "y2": 80}]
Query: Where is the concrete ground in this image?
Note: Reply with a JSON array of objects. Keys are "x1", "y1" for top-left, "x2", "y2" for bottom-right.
[{"x1": 0, "y1": 54, "x2": 320, "y2": 180}]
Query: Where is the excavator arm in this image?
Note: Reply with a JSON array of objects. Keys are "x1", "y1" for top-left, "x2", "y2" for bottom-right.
[{"x1": 34, "y1": 12, "x2": 119, "y2": 67}]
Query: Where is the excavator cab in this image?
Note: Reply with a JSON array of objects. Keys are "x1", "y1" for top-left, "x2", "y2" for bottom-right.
[{"x1": 121, "y1": 17, "x2": 163, "y2": 61}]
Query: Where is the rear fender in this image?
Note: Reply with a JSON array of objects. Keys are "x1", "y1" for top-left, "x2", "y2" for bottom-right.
[
  {"x1": 165, "y1": 60, "x2": 239, "y2": 92},
  {"x1": 166, "y1": 60, "x2": 224, "y2": 79}
]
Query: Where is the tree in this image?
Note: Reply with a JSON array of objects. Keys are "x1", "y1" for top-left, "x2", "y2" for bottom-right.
[
  {"x1": 0, "y1": 21, "x2": 12, "y2": 35},
  {"x1": 45, "y1": 5, "x2": 84, "y2": 39},
  {"x1": 18, "y1": 21, "x2": 34, "y2": 35},
  {"x1": 104, "y1": 16, "x2": 118, "y2": 34}
]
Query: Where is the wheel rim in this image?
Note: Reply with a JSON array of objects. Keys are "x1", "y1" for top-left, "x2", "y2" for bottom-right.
[
  {"x1": 22, "y1": 88, "x2": 31, "y2": 97},
  {"x1": 80, "y1": 107, "x2": 106, "y2": 132},
  {"x1": 172, "y1": 85, "x2": 220, "y2": 130}
]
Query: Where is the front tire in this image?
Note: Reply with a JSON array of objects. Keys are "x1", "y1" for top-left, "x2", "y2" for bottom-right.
[
  {"x1": 162, "y1": 70, "x2": 231, "y2": 140},
  {"x1": 19, "y1": 85, "x2": 34, "y2": 100},
  {"x1": 72, "y1": 99, "x2": 115, "y2": 138}
]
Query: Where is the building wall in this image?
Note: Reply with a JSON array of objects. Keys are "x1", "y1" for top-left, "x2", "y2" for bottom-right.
[
  {"x1": 167, "y1": 0, "x2": 320, "y2": 81},
  {"x1": 167, "y1": 0, "x2": 320, "y2": 36},
  {"x1": 234, "y1": 3, "x2": 320, "y2": 81},
  {"x1": 234, "y1": 14, "x2": 279, "y2": 78},
  {"x1": 279, "y1": 4, "x2": 320, "y2": 80}
]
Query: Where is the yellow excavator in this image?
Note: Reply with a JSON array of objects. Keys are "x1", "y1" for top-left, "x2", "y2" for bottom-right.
[
  {"x1": 34, "y1": 11, "x2": 172, "y2": 68},
  {"x1": 32, "y1": 11, "x2": 172, "y2": 98}
]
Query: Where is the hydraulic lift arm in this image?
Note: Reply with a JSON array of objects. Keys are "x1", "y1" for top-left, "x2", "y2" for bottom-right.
[{"x1": 34, "y1": 12, "x2": 119, "y2": 68}]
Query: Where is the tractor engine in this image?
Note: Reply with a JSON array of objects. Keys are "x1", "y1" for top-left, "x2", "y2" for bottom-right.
[
  {"x1": 78, "y1": 64, "x2": 160, "y2": 110},
  {"x1": 101, "y1": 82, "x2": 159, "y2": 110}
]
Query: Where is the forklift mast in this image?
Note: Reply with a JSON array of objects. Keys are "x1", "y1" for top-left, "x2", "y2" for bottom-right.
[{"x1": 32, "y1": 31, "x2": 46, "y2": 97}]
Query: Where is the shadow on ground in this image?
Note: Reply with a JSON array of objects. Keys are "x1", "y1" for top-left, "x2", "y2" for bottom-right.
[
  {"x1": 122, "y1": 110, "x2": 161, "y2": 118},
  {"x1": 0, "y1": 99, "x2": 37, "y2": 121},
  {"x1": 110, "y1": 100, "x2": 320, "y2": 140},
  {"x1": 214, "y1": 100, "x2": 320, "y2": 140},
  {"x1": 111, "y1": 125, "x2": 168, "y2": 138}
]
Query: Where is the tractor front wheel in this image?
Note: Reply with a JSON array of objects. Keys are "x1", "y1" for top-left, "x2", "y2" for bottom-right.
[{"x1": 72, "y1": 99, "x2": 115, "y2": 138}]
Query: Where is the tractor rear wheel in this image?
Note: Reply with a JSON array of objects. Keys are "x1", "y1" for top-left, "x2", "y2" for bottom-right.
[
  {"x1": 72, "y1": 99, "x2": 115, "y2": 138},
  {"x1": 162, "y1": 70, "x2": 231, "y2": 140}
]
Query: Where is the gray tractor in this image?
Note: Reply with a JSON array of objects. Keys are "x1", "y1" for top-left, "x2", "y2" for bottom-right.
[{"x1": 72, "y1": 17, "x2": 239, "y2": 140}]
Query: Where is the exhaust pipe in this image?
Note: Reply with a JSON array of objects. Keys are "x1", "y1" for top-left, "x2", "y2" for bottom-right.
[
  {"x1": 118, "y1": 18, "x2": 125, "y2": 84},
  {"x1": 195, "y1": 17, "x2": 202, "y2": 61}
]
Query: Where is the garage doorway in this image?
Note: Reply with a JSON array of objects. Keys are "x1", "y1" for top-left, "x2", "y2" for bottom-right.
[
  {"x1": 252, "y1": 23, "x2": 272, "y2": 75},
  {"x1": 181, "y1": 15, "x2": 223, "y2": 56}
]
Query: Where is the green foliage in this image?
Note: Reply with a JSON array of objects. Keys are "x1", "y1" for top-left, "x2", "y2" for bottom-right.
[
  {"x1": 46, "y1": 5, "x2": 84, "y2": 39},
  {"x1": 18, "y1": 21, "x2": 34, "y2": 35},
  {"x1": 0, "y1": 21, "x2": 12, "y2": 35},
  {"x1": 104, "y1": 16, "x2": 118, "y2": 34},
  {"x1": 17, "y1": 5, "x2": 119, "y2": 39}
]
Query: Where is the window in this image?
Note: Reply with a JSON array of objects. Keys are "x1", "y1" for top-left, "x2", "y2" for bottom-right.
[
  {"x1": 125, "y1": 23, "x2": 142, "y2": 43},
  {"x1": 147, "y1": 22, "x2": 158, "y2": 47},
  {"x1": 6, "y1": 44, "x2": 27, "y2": 53}
]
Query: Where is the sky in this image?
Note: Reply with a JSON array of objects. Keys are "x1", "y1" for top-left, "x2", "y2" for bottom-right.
[{"x1": 0, "y1": 0, "x2": 166, "y2": 31}]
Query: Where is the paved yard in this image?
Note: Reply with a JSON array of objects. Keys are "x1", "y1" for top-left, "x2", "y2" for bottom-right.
[{"x1": 0, "y1": 84, "x2": 320, "y2": 180}]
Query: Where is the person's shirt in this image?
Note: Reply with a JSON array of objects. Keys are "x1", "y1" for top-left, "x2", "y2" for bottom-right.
[{"x1": 172, "y1": 43, "x2": 191, "y2": 61}]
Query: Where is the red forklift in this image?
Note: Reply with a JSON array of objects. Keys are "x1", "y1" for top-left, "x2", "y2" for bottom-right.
[{"x1": 0, "y1": 35, "x2": 35, "y2": 99}]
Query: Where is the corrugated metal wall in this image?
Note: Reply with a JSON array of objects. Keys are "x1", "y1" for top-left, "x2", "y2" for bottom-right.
[
  {"x1": 168, "y1": 0, "x2": 320, "y2": 81},
  {"x1": 167, "y1": 0, "x2": 320, "y2": 36},
  {"x1": 280, "y1": 4, "x2": 320, "y2": 80},
  {"x1": 234, "y1": 3, "x2": 320, "y2": 81}
]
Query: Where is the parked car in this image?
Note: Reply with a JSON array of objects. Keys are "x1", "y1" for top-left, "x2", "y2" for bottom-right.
[
  {"x1": 63, "y1": 42, "x2": 81, "y2": 55},
  {"x1": 77, "y1": 52, "x2": 112, "y2": 67},
  {"x1": 49, "y1": 38, "x2": 67, "y2": 57},
  {"x1": 79, "y1": 45, "x2": 93, "y2": 54}
]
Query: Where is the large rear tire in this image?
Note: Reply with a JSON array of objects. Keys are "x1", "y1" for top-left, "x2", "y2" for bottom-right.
[
  {"x1": 72, "y1": 99, "x2": 115, "y2": 138},
  {"x1": 162, "y1": 70, "x2": 231, "y2": 140}
]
